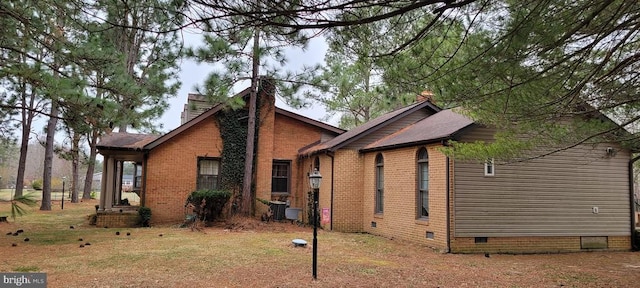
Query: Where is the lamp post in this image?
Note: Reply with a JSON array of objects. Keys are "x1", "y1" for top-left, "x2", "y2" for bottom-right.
[
  {"x1": 61, "y1": 176, "x2": 66, "y2": 210},
  {"x1": 308, "y1": 168, "x2": 322, "y2": 279}
]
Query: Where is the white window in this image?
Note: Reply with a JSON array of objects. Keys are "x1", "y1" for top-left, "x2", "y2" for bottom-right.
[
  {"x1": 484, "y1": 158, "x2": 495, "y2": 176},
  {"x1": 375, "y1": 154, "x2": 384, "y2": 214},
  {"x1": 197, "y1": 157, "x2": 220, "y2": 190},
  {"x1": 272, "y1": 160, "x2": 291, "y2": 194},
  {"x1": 417, "y1": 148, "x2": 429, "y2": 219}
]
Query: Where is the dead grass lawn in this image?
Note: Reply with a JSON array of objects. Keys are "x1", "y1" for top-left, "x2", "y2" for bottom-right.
[{"x1": 0, "y1": 200, "x2": 639, "y2": 288}]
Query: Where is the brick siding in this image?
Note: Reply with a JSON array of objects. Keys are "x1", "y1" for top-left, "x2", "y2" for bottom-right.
[
  {"x1": 145, "y1": 91, "x2": 328, "y2": 224},
  {"x1": 357, "y1": 145, "x2": 449, "y2": 251},
  {"x1": 95, "y1": 211, "x2": 140, "y2": 228},
  {"x1": 145, "y1": 116, "x2": 223, "y2": 224},
  {"x1": 326, "y1": 149, "x2": 363, "y2": 232}
]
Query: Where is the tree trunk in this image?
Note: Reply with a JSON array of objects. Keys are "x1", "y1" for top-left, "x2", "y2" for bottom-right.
[
  {"x1": 40, "y1": 99, "x2": 58, "y2": 211},
  {"x1": 15, "y1": 81, "x2": 36, "y2": 198},
  {"x1": 240, "y1": 27, "x2": 261, "y2": 216},
  {"x1": 82, "y1": 129, "x2": 98, "y2": 200},
  {"x1": 71, "y1": 131, "x2": 80, "y2": 203}
]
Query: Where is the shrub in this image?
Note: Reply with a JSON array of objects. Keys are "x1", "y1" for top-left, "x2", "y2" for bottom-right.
[
  {"x1": 138, "y1": 206, "x2": 152, "y2": 227},
  {"x1": 185, "y1": 190, "x2": 232, "y2": 223},
  {"x1": 88, "y1": 214, "x2": 97, "y2": 225},
  {"x1": 31, "y1": 179, "x2": 42, "y2": 190}
]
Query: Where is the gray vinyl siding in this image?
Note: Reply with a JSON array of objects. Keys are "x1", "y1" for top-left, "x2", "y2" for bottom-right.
[
  {"x1": 454, "y1": 126, "x2": 631, "y2": 237},
  {"x1": 345, "y1": 109, "x2": 432, "y2": 150}
]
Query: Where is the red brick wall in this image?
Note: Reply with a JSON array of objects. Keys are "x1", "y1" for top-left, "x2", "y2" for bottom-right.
[
  {"x1": 145, "y1": 117, "x2": 223, "y2": 224},
  {"x1": 146, "y1": 91, "x2": 329, "y2": 223},
  {"x1": 96, "y1": 211, "x2": 140, "y2": 228},
  {"x1": 255, "y1": 108, "x2": 328, "y2": 215},
  {"x1": 254, "y1": 95, "x2": 275, "y2": 216}
]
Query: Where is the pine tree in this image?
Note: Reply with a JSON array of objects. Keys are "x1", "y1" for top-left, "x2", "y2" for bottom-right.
[{"x1": 187, "y1": 0, "x2": 317, "y2": 215}]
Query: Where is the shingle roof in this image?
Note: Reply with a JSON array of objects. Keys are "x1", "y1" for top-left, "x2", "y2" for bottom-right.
[
  {"x1": 299, "y1": 100, "x2": 441, "y2": 156},
  {"x1": 361, "y1": 109, "x2": 474, "y2": 152},
  {"x1": 97, "y1": 132, "x2": 161, "y2": 151}
]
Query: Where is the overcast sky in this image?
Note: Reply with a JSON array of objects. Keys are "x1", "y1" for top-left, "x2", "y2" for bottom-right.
[{"x1": 156, "y1": 35, "x2": 335, "y2": 133}]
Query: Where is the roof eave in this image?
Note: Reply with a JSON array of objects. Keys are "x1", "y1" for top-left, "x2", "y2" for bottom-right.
[
  {"x1": 331, "y1": 101, "x2": 441, "y2": 151},
  {"x1": 359, "y1": 137, "x2": 451, "y2": 153},
  {"x1": 96, "y1": 146, "x2": 146, "y2": 152},
  {"x1": 276, "y1": 108, "x2": 345, "y2": 134}
]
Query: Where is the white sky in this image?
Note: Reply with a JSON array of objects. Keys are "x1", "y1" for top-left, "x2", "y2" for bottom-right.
[
  {"x1": 25, "y1": 34, "x2": 335, "y2": 148},
  {"x1": 156, "y1": 35, "x2": 335, "y2": 133}
]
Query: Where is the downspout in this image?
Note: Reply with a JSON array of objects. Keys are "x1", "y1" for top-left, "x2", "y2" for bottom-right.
[
  {"x1": 442, "y1": 140, "x2": 451, "y2": 253},
  {"x1": 446, "y1": 155, "x2": 451, "y2": 253},
  {"x1": 629, "y1": 154, "x2": 640, "y2": 251},
  {"x1": 329, "y1": 152, "x2": 335, "y2": 231},
  {"x1": 142, "y1": 152, "x2": 149, "y2": 207}
]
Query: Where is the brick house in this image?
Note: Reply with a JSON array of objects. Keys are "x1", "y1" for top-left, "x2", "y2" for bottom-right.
[{"x1": 97, "y1": 81, "x2": 637, "y2": 253}]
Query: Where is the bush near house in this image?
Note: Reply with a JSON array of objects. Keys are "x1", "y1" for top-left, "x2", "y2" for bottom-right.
[
  {"x1": 138, "y1": 206, "x2": 152, "y2": 227},
  {"x1": 185, "y1": 190, "x2": 231, "y2": 223}
]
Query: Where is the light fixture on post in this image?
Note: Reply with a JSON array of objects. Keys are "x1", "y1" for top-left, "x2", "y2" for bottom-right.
[
  {"x1": 61, "y1": 176, "x2": 67, "y2": 210},
  {"x1": 308, "y1": 168, "x2": 322, "y2": 279}
]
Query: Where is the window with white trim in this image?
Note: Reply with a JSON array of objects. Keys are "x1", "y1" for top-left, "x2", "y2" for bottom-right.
[
  {"x1": 417, "y1": 148, "x2": 429, "y2": 218},
  {"x1": 484, "y1": 158, "x2": 495, "y2": 176},
  {"x1": 272, "y1": 160, "x2": 291, "y2": 194},
  {"x1": 197, "y1": 157, "x2": 220, "y2": 190},
  {"x1": 375, "y1": 154, "x2": 384, "y2": 214}
]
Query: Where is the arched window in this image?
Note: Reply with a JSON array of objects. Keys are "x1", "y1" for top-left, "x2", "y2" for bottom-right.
[
  {"x1": 417, "y1": 148, "x2": 429, "y2": 218},
  {"x1": 314, "y1": 156, "x2": 320, "y2": 171},
  {"x1": 375, "y1": 154, "x2": 384, "y2": 213}
]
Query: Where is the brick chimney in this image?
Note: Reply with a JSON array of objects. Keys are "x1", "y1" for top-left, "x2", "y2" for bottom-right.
[{"x1": 416, "y1": 90, "x2": 435, "y2": 104}]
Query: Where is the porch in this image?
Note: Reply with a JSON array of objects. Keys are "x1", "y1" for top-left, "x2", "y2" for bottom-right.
[{"x1": 95, "y1": 133, "x2": 160, "y2": 226}]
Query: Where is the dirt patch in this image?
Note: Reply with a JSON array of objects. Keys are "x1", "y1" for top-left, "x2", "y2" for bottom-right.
[{"x1": 213, "y1": 215, "x2": 309, "y2": 233}]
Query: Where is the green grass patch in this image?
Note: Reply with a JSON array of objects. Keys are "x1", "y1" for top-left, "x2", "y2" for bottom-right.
[{"x1": 13, "y1": 266, "x2": 40, "y2": 272}]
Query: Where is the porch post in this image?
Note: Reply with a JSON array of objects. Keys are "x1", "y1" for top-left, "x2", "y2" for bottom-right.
[
  {"x1": 104, "y1": 156, "x2": 116, "y2": 211},
  {"x1": 115, "y1": 161, "x2": 122, "y2": 206},
  {"x1": 99, "y1": 156, "x2": 108, "y2": 211}
]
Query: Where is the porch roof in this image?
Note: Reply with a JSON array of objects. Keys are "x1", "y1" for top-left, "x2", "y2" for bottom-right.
[{"x1": 97, "y1": 132, "x2": 161, "y2": 152}]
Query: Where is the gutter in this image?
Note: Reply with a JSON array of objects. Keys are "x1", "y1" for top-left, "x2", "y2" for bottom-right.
[
  {"x1": 359, "y1": 137, "x2": 450, "y2": 154},
  {"x1": 629, "y1": 154, "x2": 640, "y2": 251},
  {"x1": 443, "y1": 140, "x2": 451, "y2": 253},
  {"x1": 446, "y1": 155, "x2": 451, "y2": 253}
]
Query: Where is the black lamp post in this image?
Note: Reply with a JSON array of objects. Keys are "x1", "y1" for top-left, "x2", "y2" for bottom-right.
[
  {"x1": 61, "y1": 176, "x2": 66, "y2": 210},
  {"x1": 308, "y1": 168, "x2": 322, "y2": 279}
]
